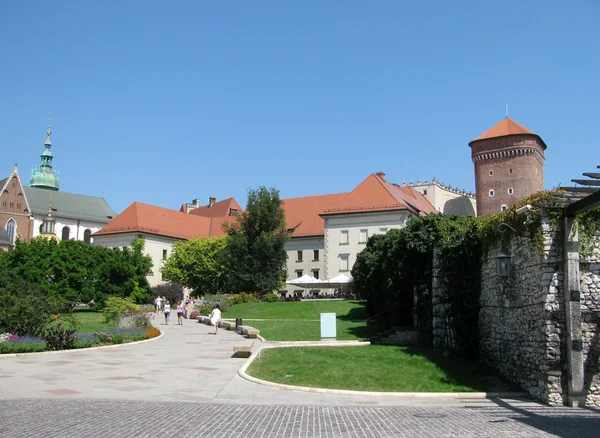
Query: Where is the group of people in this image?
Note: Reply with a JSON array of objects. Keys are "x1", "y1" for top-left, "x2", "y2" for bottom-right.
[
  {"x1": 154, "y1": 296, "x2": 185, "y2": 326},
  {"x1": 153, "y1": 296, "x2": 221, "y2": 333}
]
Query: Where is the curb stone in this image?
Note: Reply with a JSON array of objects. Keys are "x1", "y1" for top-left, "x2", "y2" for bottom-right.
[{"x1": 238, "y1": 341, "x2": 526, "y2": 399}]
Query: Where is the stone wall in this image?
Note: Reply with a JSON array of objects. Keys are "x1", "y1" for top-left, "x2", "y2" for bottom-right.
[
  {"x1": 432, "y1": 211, "x2": 600, "y2": 406},
  {"x1": 581, "y1": 228, "x2": 600, "y2": 406},
  {"x1": 478, "y1": 213, "x2": 567, "y2": 405}
]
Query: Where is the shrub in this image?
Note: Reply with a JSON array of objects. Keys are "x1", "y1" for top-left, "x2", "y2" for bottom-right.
[
  {"x1": 202, "y1": 294, "x2": 232, "y2": 311},
  {"x1": 43, "y1": 321, "x2": 78, "y2": 351},
  {"x1": 231, "y1": 292, "x2": 259, "y2": 304},
  {"x1": 151, "y1": 283, "x2": 184, "y2": 306},
  {"x1": 103, "y1": 297, "x2": 141, "y2": 324},
  {"x1": 199, "y1": 305, "x2": 211, "y2": 315},
  {"x1": 0, "y1": 272, "x2": 65, "y2": 336},
  {"x1": 262, "y1": 293, "x2": 279, "y2": 303}
]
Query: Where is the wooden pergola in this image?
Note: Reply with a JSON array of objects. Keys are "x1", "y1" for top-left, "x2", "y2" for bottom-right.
[{"x1": 532, "y1": 166, "x2": 600, "y2": 215}]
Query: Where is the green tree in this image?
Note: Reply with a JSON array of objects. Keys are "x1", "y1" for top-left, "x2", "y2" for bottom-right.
[
  {"x1": 223, "y1": 186, "x2": 289, "y2": 294},
  {"x1": 0, "y1": 237, "x2": 153, "y2": 306},
  {"x1": 161, "y1": 237, "x2": 228, "y2": 295}
]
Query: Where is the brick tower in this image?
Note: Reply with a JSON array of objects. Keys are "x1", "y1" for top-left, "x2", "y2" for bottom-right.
[{"x1": 469, "y1": 118, "x2": 546, "y2": 216}]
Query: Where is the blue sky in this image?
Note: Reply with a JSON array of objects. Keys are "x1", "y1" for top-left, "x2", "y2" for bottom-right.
[{"x1": 1, "y1": 1, "x2": 598, "y2": 213}]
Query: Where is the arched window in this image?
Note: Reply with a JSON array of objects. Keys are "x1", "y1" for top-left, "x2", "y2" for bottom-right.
[
  {"x1": 62, "y1": 226, "x2": 70, "y2": 241},
  {"x1": 39, "y1": 224, "x2": 43, "y2": 234},
  {"x1": 6, "y1": 219, "x2": 16, "y2": 244},
  {"x1": 83, "y1": 229, "x2": 92, "y2": 244}
]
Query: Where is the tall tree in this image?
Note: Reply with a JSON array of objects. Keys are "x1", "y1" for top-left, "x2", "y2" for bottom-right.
[
  {"x1": 161, "y1": 236, "x2": 228, "y2": 295},
  {"x1": 224, "y1": 186, "x2": 289, "y2": 294}
]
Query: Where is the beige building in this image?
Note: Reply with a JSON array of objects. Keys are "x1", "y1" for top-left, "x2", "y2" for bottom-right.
[{"x1": 404, "y1": 178, "x2": 476, "y2": 216}]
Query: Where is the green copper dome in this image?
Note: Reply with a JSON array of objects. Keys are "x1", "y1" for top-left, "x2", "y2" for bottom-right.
[{"x1": 30, "y1": 126, "x2": 59, "y2": 191}]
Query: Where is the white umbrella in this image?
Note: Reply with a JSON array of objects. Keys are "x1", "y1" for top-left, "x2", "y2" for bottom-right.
[
  {"x1": 321, "y1": 274, "x2": 353, "y2": 288},
  {"x1": 286, "y1": 274, "x2": 323, "y2": 288}
]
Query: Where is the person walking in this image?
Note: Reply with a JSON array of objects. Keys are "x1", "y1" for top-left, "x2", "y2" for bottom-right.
[
  {"x1": 163, "y1": 301, "x2": 171, "y2": 325},
  {"x1": 210, "y1": 305, "x2": 222, "y2": 334},
  {"x1": 176, "y1": 301, "x2": 184, "y2": 325},
  {"x1": 154, "y1": 296, "x2": 162, "y2": 312}
]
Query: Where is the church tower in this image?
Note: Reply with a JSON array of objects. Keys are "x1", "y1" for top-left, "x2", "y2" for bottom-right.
[
  {"x1": 30, "y1": 125, "x2": 59, "y2": 191},
  {"x1": 469, "y1": 118, "x2": 546, "y2": 216}
]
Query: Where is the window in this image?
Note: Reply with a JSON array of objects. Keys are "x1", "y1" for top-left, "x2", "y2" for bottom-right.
[
  {"x1": 61, "y1": 226, "x2": 70, "y2": 241},
  {"x1": 359, "y1": 229, "x2": 368, "y2": 244},
  {"x1": 508, "y1": 188, "x2": 513, "y2": 195},
  {"x1": 1, "y1": 201, "x2": 6, "y2": 207},
  {"x1": 509, "y1": 168, "x2": 513, "y2": 174},
  {"x1": 312, "y1": 269, "x2": 320, "y2": 280},
  {"x1": 489, "y1": 170, "x2": 493, "y2": 176},
  {"x1": 501, "y1": 205, "x2": 508, "y2": 211},
  {"x1": 423, "y1": 189, "x2": 428, "y2": 196},
  {"x1": 83, "y1": 229, "x2": 92, "y2": 244},
  {"x1": 340, "y1": 254, "x2": 349, "y2": 272},
  {"x1": 39, "y1": 224, "x2": 43, "y2": 233},
  {"x1": 340, "y1": 230, "x2": 349, "y2": 245},
  {"x1": 489, "y1": 190, "x2": 495, "y2": 197},
  {"x1": 297, "y1": 250, "x2": 303, "y2": 262},
  {"x1": 6, "y1": 219, "x2": 15, "y2": 244},
  {"x1": 295, "y1": 269, "x2": 303, "y2": 278},
  {"x1": 162, "y1": 249, "x2": 168, "y2": 260},
  {"x1": 313, "y1": 249, "x2": 319, "y2": 261},
  {"x1": 9, "y1": 202, "x2": 14, "y2": 209},
  {"x1": 380, "y1": 227, "x2": 388, "y2": 234}
]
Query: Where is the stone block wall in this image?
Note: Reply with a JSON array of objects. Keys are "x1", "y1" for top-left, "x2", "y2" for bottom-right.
[
  {"x1": 478, "y1": 214, "x2": 567, "y2": 405},
  {"x1": 432, "y1": 212, "x2": 600, "y2": 406},
  {"x1": 581, "y1": 230, "x2": 600, "y2": 406}
]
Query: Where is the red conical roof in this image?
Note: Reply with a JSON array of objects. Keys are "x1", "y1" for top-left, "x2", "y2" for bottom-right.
[{"x1": 470, "y1": 117, "x2": 546, "y2": 149}]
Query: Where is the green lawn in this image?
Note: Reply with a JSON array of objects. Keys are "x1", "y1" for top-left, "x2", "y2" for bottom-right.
[
  {"x1": 224, "y1": 301, "x2": 367, "y2": 320},
  {"x1": 71, "y1": 310, "x2": 116, "y2": 333},
  {"x1": 246, "y1": 320, "x2": 368, "y2": 341},
  {"x1": 223, "y1": 301, "x2": 369, "y2": 341},
  {"x1": 248, "y1": 345, "x2": 518, "y2": 393}
]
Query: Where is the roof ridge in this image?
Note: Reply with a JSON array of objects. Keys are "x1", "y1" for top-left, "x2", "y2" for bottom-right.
[{"x1": 283, "y1": 191, "x2": 349, "y2": 202}]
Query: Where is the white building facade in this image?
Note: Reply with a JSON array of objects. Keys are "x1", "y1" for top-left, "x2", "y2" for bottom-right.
[{"x1": 322, "y1": 211, "x2": 410, "y2": 281}]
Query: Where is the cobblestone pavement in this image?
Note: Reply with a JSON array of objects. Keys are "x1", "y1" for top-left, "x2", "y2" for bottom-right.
[{"x1": 1, "y1": 399, "x2": 599, "y2": 437}]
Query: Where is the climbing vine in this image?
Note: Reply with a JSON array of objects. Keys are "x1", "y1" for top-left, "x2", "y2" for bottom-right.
[{"x1": 352, "y1": 191, "x2": 600, "y2": 360}]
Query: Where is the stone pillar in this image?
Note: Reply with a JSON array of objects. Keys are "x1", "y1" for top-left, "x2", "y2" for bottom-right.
[{"x1": 563, "y1": 216, "x2": 585, "y2": 406}]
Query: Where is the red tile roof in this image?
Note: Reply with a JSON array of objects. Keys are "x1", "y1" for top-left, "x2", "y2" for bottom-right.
[
  {"x1": 470, "y1": 117, "x2": 546, "y2": 148},
  {"x1": 93, "y1": 202, "x2": 232, "y2": 240},
  {"x1": 188, "y1": 198, "x2": 242, "y2": 218},
  {"x1": 282, "y1": 193, "x2": 348, "y2": 238},
  {"x1": 321, "y1": 173, "x2": 437, "y2": 216}
]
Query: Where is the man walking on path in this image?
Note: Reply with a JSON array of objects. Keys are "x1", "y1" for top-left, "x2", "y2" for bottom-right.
[{"x1": 154, "y1": 296, "x2": 162, "y2": 312}]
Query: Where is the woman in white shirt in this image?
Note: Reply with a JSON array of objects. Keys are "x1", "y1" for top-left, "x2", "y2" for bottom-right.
[
  {"x1": 210, "y1": 305, "x2": 222, "y2": 334},
  {"x1": 163, "y1": 301, "x2": 171, "y2": 325}
]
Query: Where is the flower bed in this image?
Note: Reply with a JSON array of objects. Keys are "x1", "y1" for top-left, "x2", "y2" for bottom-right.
[{"x1": 0, "y1": 327, "x2": 160, "y2": 354}]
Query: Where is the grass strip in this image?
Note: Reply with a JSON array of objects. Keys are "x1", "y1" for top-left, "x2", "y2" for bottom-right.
[
  {"x1": 247, "y1": 345, "x2": 518, "y2": 393},
  {"x1": 248, "y1": 319, "x2": 368, "y2": 341},
  {"x1": 224, "y1": 300, "x2": 367, "y2": 320}
]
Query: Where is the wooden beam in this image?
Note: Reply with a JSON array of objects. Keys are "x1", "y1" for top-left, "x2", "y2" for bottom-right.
[
  {"x1": 565, "y1": 190, "x2": 600, "y2": 216},
  {"x1": 559, "y1": 186, "x2": 599, "y2": 193},
  {"x1": 571, "y1": 179, "x2": 600, "y2": 186},
  {"x1": 582, "y1": 172, "x2": 600, "y2": 179}
]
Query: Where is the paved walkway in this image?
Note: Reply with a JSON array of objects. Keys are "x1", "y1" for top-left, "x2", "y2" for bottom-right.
[{"x1": 1, "y1": 316, "x2": 599, "y2": 436}]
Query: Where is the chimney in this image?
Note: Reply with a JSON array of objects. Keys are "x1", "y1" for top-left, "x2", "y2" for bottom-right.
[
  {"x1": 192, "y1": 198, "x2": 200, "y2": 206},
  {"x1": 209, "y1": 196, "x2": 216, "y2": 207},
  {"x1": 376, "y1": 172, "x2": 386, "y2": 180}
]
